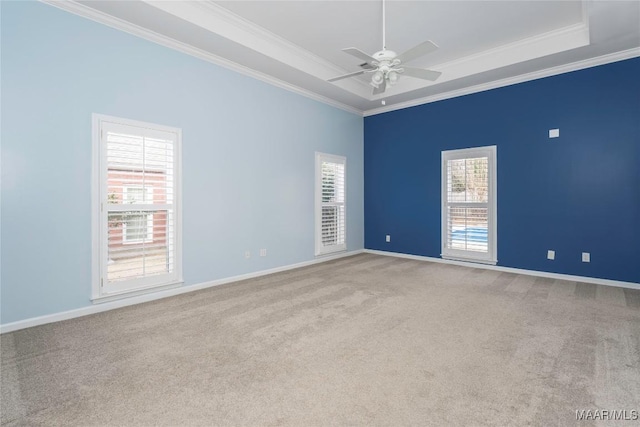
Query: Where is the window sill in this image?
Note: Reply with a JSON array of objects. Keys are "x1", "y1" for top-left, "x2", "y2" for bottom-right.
[
  {"x1": 441, "y1": 255, "x2": 497, "y2": 266},
  {"x1": 315, "y1": 247, "x2": 347, "y2": 257},
  {"x1": 92, "y1": 281, "x2": 183, "y2": 304}
]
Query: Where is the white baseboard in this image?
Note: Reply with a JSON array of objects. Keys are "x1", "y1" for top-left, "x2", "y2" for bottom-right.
[
  {"x1": 365, "y1": 249, "x2": 640, "y2": 290},
  {"x1": 0, "y1": 249, "x2": 364, "y2": 334}
]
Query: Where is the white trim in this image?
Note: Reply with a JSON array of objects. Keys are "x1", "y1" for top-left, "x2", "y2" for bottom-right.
[
  {"x1": 315, "y1": 152, "x2": 347, "y2": 256},
  {"x1": 40, "y1": 0, "x2": 362, "y2": 116},
  {"x1": 145, "y1": 0, "x2": 371, "y2": 97},
  {"x1": 441, "y1": 146, "x2": 497, "y2": 264},
  {"x1": 371, "y1": 19, "x2": 589, "y2": 101},
  {"x1": 91, "y1": 113, "x2": 101, "y2": 310},
  {"x1": 6, "y1": 247, "x2": 636, "y2": 334},
  {"x1": 0, "y1": 249, "x2": 364, "y2": 334},
  {"x1": 46, "y1": 0, "x2": 592, "y2": 105},
  {"x1": 364, "y1": 249, "x2": 640, "y2": 291},
  {"x1": 92, "y1": 113, "x2": 183, "y2": 299},
  {"x1": 91, "y1": 281, "x2": 183, "y2": 304},
  {"x1": 40, "y1": 2, "x2": 640, "y2": 117},
  {"x1": 364, "y1": 48, "x2": 640, "y2": 116},
  {"x1": 441, "y1": 256, "x2": 497, "y2": 266}
]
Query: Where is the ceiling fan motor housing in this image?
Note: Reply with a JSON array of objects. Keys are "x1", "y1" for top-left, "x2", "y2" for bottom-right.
[
  {"x1": 373, "y1": 50, "x2": 397, "y2": 61},
  {"x1": 370, "y1": 50, "x2": 402, "y2": 87}
]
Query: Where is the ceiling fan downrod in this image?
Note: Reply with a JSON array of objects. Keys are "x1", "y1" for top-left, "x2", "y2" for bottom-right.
[{"x1": 382, "y1": 0, "x2": 386, "y2": 51}]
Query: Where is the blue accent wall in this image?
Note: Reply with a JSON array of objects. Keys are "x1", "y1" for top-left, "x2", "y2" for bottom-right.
[
  {"x1": 0, "y1": 2, "x2": 364, "y2": 324},
  {"x1": 365, "y1": 58, "x2": 640, "y2": 283}
]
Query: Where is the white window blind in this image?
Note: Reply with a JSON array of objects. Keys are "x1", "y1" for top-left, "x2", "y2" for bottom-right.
[
  {"x1": 93, "y1": 115, "x2": 182, "y2": 299},
  {"x1": 315, "y1": 153, "x2": 346, "y2": 256},
  {"x1": 441, "y1": 146, "x2": 497, "y2": 264}
]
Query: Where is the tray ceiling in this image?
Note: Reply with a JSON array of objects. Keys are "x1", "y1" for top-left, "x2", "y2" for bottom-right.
[{"x1": 48, "y1": 1, "x2": 640, "y2": 115}]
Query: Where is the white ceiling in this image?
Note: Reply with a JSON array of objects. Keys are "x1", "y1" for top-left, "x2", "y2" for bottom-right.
[{"x1": 51, "y1": 1, "x2": 640, "y2": 115}]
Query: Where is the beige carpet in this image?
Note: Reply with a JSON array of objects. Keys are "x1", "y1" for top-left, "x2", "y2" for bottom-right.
[{"x1": 2, "y1": 253, "x2": 639, "y2": 426}]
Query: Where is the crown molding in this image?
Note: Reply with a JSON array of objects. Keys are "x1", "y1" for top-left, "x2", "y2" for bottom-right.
[
  {"x1": 143, "y1": 0, "x2": 372, "y2": 97},
  {"x1": 372, "y1": 19, "x2": 590, "y2": 99},
  {"x1": 37, "y1": 0, "x2": 639, "y2": 118},
  {"x1": 40, "y1": 0, "x2": 364, "y2": 116},
  {"x1": 363, "y1": 47, "x2": 640, "y2": 117},
  {"x1": 198, "y1": 1, "x2": 339, "y2": 70}
]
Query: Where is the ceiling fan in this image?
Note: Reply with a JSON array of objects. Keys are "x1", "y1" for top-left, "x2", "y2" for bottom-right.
[{"x1": 328, "y1": 0, "x2": 442, "y2": 95}]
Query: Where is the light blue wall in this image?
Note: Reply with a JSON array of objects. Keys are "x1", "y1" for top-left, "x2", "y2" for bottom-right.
[{"x1": 0, "y1": 1, "x2": 364, "y2": 324}]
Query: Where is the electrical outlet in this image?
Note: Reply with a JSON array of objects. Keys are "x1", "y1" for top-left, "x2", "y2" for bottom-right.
[
  {"x1": 260, "y1": 249, "x2": 267, "y2": 257},
  {"x1": 582, "y1": 252, "x2": 590, "y2": 263},
  {"x1": 549, "y1": 128, "x2": 560, "y2": 138},
  {"x1": 386, "y1": 235, "x2": 391, "y2": 242},
  {"x1": 245, "y1": 251, "x2": 251, "y2": 259},
  {"x1": 547, "y1": 250, "x2": 555, "y2": 260}
]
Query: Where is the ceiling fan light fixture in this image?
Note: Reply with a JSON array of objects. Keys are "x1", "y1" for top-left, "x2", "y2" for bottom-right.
[
  {"x1": 387, "y1": 70, "x2": 399, "y2": 85},
  {"x1": 371, "y1": 70, "x2": 384, "y2": 87}
]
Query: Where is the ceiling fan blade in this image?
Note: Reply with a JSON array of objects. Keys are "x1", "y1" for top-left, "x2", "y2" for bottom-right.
[
  {"x1": 342, "y1": 47, "x2": 377, "y2": 64},
  {"x1": 396, "y1": 40, "x2": 439, "y2": 64},
  {"x1": 327, "y1": 69, "x2": 367, "y2": 82},
  {"x1": 372, "y1": 79, "x2": 387, "y2": 95},
  {"x1": 401, "y1": 66, "x2": 442, "y2": 81}
]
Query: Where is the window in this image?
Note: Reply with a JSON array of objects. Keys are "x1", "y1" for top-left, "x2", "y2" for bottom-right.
[
  {"x1": 441, "y1": 146, "x2": 496, "y2": 264},
  {"x1": 315, "y1": 153, "x2": 346, "y2": 256},
  {"x1": 93, "y1": 114, "x2": 182, "y2": 300},
  {"x1": 122, "y1": 187, "x2": 153, "y2": 244}
]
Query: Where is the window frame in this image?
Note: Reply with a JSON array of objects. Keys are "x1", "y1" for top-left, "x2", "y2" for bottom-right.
[
  {"x1": 315, "y1": 152, "x2": 347, "y2": 256},
  {"x1": 441, "y1": 145, "x2": 497, "y2": 265},
  {"x1": 92, "y1": 114, "x2": 183, "y2": 302}
]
